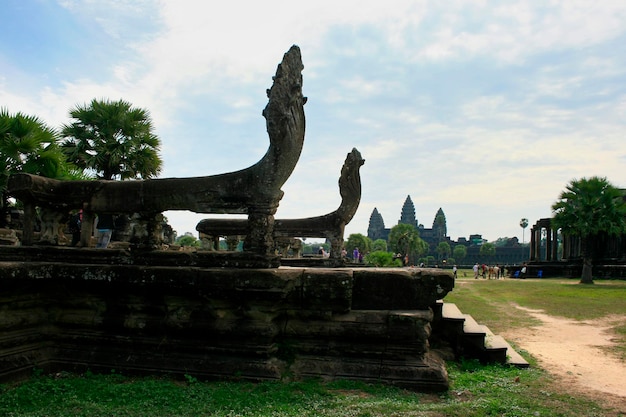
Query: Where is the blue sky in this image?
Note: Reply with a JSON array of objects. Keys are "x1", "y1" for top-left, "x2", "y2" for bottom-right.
[{"x1": 2, "y1": 0, "x2": 626, "y2": 243}]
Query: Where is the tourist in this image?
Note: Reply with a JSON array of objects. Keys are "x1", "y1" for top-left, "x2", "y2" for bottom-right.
[
  {"x1": 520, "y1": 263, "x2": 527, "y2": 279},
  {"x1": 95, "y1": 213, "x2": 115, "y2": 249},
  {"x1": 452, "y1": 264, "x2": 458, "y2": 279},
  {"x1": 473, "y1": 263, "x2": 479, "y2": 279},
  {"x1": 353, "y1": 247, "x2": 360, "y2": 263}
]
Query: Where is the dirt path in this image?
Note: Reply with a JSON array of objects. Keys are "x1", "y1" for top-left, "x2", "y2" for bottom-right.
[{"x1": 500, "y1": 306, "x2": 626, "y2": 413}]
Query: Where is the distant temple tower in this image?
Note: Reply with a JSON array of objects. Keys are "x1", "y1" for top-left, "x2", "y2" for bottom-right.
[
  {"x1": 399, "y1": 195, "x2": 418, "y2": 228},
  {"x1": 367, "y1": 197, "x2": 446, "y2": 245},
  {"x1": 367, "y1": 207, "x2": 389, "y2": 241},
  {"x1": 432, "y1": 208, "x2": 447, "y2": 241}
]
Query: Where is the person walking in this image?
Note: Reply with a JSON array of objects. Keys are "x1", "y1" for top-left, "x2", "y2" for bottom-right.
[
  {"x1": 353, "y1": 247, "x2": 360, "y2": 263},
  {"x1": 520, "y1": 263, "x2": 527, "y2": 279},
  {"x1": 95, "y1": 213, "x2": 115, "y2": 249}
]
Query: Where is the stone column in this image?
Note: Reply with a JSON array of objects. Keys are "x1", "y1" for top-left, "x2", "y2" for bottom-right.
[
  {"x1": 244, "y1": 205, "x2": 276, "y2": 255},
  {"x1": 546, "y1": 227, "x2": 552, "y2": 261},
  {"x1": 80, "y1": 209, "x2": 95, "y2": 248},
  {"x1": 130, "y1": 212, "x2": 164, "y2": 250},
  {"x1": 148, "y1": 213, "x2": 164, "y2": 249},
  {"x1": 329, "y1": 229, "x2": 343, "y2": 261},
  {"x1": 226, "y1": 236, "x2": 240, "y2": 251},
  {"x1": 21, "y1": 201, "x2": 35, "y2": 246},
  {"x1": 529, "y1": 227, "x2": 536, "y2": 261},
  {"x1": 551, "y1": 228, "x2": 559, "y2": 261}
]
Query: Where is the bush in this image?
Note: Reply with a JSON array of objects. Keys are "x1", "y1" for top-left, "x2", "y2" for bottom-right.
[
  {"x1": 364, "y1": 251, "x2": 402, "y2": 267},
  {"x1": 176, "y1": 235, "x2": 201, "y2": 247}
]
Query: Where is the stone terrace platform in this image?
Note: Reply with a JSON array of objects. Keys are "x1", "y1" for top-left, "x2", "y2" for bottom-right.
[{"x1": 0, "y1": 246, "x2": 454, "y2": 391}]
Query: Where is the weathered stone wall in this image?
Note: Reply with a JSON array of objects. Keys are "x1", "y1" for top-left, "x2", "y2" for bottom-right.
[{"x1": 0, "y1": 247, "x2": 454, "y2": 391}]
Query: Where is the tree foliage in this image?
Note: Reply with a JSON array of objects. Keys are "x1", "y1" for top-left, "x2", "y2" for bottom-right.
[
  {"x1": 0, "y1": 109, "x2": 72, "y2": 226},
  {"x1": 364, "y1": 251, "x2": 402, "y2": 267},
  {"x1": 436, "y1": 241, "x2": 451, "y2": 261},
  {"x1": 453, "y1": 245, "x2": 467, "y2": 264},
  {"x1": 61, "y1": 99, "x2": 162, "y2": 180},
  {"x1": 388, "y1": 224, "x2": 415, "y2": 255},
  {"x1": 176, "y1": 234, "x2": 201, "y2": 247},
  {"x1": 551, "y1": 176, "x2": 626, "y2": 284},
  {"x1": 372, "y1": 239, "x2": 388, "y2": 252},
  {"x1": 345, "y1": 233, "x2": 372, "y2": 255},
  {"x1": 388, "y1": 223, "x2": 429, "y2": 266},
  {"x1": 479, "y1": 242, "x2": 496, "y2": 259}
]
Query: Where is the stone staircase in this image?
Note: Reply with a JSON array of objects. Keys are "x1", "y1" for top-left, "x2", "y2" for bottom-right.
[{"x1": 431, "y1": 301, "x2": 529, "y2": 368}]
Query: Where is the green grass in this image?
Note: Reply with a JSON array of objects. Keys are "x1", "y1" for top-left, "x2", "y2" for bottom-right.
[
  {"x1": 447, "y1": 274, "x2": 626, "y2": 329},
  {"x1": 0, "y1": 367, "x2": 611, "y2": 417},
  {"x1": 0, "y1": 276, "x2": 624, "y2": 416}
]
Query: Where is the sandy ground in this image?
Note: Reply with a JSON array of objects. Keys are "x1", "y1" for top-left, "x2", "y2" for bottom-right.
[{"x1": 499, "y1": 305, "x2": 626, "y2": 413}]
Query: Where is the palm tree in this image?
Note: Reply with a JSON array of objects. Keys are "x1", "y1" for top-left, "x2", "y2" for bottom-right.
[
  {"x1": 61, "y1": 99, "x2": 162, "y2": 180},
  {"x1": 551, "y1": 176, "x2": 626, "y2": 284},
  {"x1": 519, "y1": 218, "x2": 528, "y2": 244},
  {"x1": 0, "y1": 109, "x2": 69, "y2": 227}
]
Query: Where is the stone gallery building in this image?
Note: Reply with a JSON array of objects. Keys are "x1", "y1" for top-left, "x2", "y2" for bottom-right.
[{"x1": 526, "y1": 217, "x2": 626, "y2": 278}]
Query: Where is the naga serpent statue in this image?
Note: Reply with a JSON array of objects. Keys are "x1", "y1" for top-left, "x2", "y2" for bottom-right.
[{"x1": 9, "y1": 45, "x2": 307, "y2": 253}]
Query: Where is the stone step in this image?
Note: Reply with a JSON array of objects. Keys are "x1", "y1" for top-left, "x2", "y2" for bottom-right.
[
  {"x1": 460, "y1": 314, "x2": 490, "y2": 358},
  {"x1": 462, "y1": 314, "x2": 487, "y2": 336},
  {"x1": 440, "y1": 301, "x2": 464, "y2": 321},
  {"x1": 483, "y1": 327, "x2": 529, "y2": 368},
  {"x1": 436, "y1": 302, "x2": 529, "y2": 368},
  {"x1": 432, "y1": 299, "x2": 444, "y2": 319},
  {"x1": 480, "y1": 327, "x2": 508, "y2": 364}
]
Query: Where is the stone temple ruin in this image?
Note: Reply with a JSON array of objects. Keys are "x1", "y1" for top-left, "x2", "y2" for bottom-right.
[{"x1": 0, "y1": 46, "x2": 526, "y2": 391}]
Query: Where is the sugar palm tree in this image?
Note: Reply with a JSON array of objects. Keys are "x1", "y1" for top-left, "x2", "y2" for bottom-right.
[
  {"x1": 0, "y1": 109, "x2": 69, "y2": 227},
  {"x1": 61, "y1": 99, "x2": 162, "y2": 180},
  {"x1": 551, "y1": 176, "x2": 626, "y2": 284},
  {"x1": 388, "y1": 223, "x2": 429, "y2": 265},
  {"x1": 519, "y1": 218, "x2": 528, "y2": 244}
]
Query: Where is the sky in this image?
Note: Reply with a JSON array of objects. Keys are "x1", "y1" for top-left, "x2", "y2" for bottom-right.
[{"x1": 2, "y1": 0, "x2": 626, "y2": 243}]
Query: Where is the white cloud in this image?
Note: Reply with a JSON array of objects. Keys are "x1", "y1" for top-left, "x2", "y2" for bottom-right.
[{"x1": 411, "y1": 1, "x2": 626, "y2": 63}]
